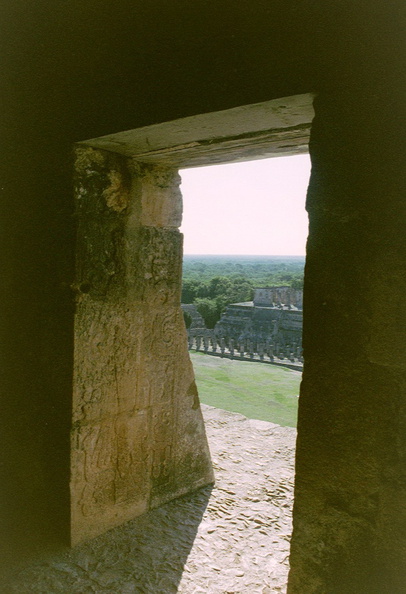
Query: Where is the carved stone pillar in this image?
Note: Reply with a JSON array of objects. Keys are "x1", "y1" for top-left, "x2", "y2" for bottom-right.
[{"x1": 71, "y1": 148, "x2": 213, "y2": 544}]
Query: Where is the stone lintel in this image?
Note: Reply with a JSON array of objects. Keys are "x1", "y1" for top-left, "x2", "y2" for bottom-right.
[{"x1": 77, "y1": 94, "x2": 314, "y2": 168}]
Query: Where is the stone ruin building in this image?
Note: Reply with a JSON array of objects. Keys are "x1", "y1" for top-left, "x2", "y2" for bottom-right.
[
  {"x1": 214, "y1": 286, "x2": 303, "y2": 346},
  {"x1": 215, "y1": 301, "x2": 302, "y2": 346},
  {"x1": 185, "y1": 287, "x2": 303, "y2": 361},
  {"x1": 3, "y1": 2, "x2": 406, "y2": 592},
  {"x1": 181, "y1": 303, "x2": 206, "y2": 329}
]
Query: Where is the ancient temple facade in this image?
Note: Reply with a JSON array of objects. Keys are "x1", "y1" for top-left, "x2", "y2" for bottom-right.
[{"x1": 215, "y1": 300, "x2": 302, "y2": 346}]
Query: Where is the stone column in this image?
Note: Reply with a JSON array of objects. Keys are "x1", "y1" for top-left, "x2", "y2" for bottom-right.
[{"x1": 71, "y1": 148, "x2": 213, "y2": 544}]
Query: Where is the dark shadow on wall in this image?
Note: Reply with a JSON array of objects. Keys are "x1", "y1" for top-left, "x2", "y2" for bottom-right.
[{"x1": 3, "y1": 485, "x2": 213, "y2": 593}]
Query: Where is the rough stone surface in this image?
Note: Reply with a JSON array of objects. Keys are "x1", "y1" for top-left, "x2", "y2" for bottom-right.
[
  {"x1": 71, "y1": 148, "x2": 213, "y2": 544},
  {"x1": 253, "y1": 288, "x2": 303, "y2": 309},
  {"x1": 5, "y1": 405, "x2": 295, "y2": 593},
  {"x1": 137, "y1": 164, "x2": 183, "y2": 228},
  {"x1": 288, "y1": 84, "x2": 406, "y2": 592}
]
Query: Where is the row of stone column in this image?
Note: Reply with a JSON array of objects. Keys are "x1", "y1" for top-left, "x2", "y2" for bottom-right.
[{"x1": 187, "y1": 334, "x2": 303, "y2": 364}]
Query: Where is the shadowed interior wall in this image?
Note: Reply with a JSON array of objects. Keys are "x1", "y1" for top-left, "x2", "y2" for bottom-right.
[
  {"x1": 2, "y1": 0, "x2": 406, "y2": 590},
  {"x1": 288, "y1": 86, "x2": 406, "y2": 592}
]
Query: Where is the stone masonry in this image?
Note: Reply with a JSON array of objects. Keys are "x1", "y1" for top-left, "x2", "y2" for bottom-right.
[
  {"x1": 215, "y1": 303, "x2": 302, "y2": 347},
  {"x1": 71, "y1": 148, "x2": 213, "y2": 544},
  {"x1": 254, "y1": 287, "x2": 303, "y2": 309}
]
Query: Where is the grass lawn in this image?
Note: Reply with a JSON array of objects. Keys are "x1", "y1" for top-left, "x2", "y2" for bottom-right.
[{"x1": 190, "y1": 352, "x2": 301, "y2": 427}]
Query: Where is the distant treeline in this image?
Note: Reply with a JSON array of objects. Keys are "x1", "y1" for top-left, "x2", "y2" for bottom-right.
[{"x1": 182, "y1": 255, "x2": 304, "y2": 328}]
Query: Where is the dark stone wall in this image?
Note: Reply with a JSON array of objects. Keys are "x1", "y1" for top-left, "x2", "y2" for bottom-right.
[
  {"x1": 288, "y1": 4, "x2": 406, "y2": 591},
  {"x1": 2, "y1": 0, "x2": 406, "y2": 589}
]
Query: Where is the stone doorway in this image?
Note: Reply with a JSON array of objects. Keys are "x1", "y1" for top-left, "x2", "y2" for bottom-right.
[
  {"x1": 176, "y1": 155, "x2": 308, "y2": 587},
  {"x1": 71, "y1": 94, "x2": 314, "y2": 546}
]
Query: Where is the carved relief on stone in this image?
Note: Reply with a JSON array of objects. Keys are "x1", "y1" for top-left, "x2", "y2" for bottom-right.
[
  {"x1": 114, "y1": 411, "x2": 150, "y2": 504},
  {"x1": 72, "y1": 410, "x2": 151, "y2": 522},
  {"x1": 141, "y1": 306, "x2": 183, "y2": 360},
  {"x1": 74, "y1": 147, "x2": 133, "y2": 300},
  {"x1": 152, "y1": 445, "x2": 173, "y2": 482},
  {"x1": 73, "y1": 301, "x2": 143, "y2": 424},
  {"x1": 71, "y1": 423, "x2": 116, "y2": 519},
  {"x1": 134, "y1": 162, "x2": 183, "y2": 229},
  {"x1": 126, "y1": 227, "x2": 182, "y2": 304}
]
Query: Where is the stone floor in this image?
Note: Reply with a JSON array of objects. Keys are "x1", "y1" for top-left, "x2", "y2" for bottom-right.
[{"x1": 5, "y1": 405, "x2": 296, "y2": 593}]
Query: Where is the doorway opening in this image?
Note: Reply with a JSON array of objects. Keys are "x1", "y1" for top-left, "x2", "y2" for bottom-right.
[
  {"x1": 177, "y1": 154, "x2": 310, "y2": 590},
  {"x1": 69, "y1": 93, "x2": 313, "y2": 580},
  {"x1": 180, "y1": 154, "x2": 310, "y2": 423}
]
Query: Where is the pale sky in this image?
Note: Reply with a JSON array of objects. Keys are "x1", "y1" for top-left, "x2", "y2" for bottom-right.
[{"x1": 179, "y1": 154, "x2": 311, "y2": 256}]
